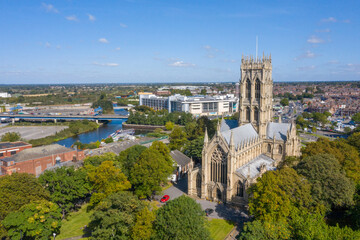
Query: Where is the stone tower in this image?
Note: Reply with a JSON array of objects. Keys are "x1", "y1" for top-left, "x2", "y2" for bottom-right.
[{"x1": 238, "y1": 53, "x2": 273, "y2": 138}]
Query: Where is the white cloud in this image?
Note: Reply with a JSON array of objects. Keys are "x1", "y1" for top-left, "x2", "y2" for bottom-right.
[
  {"x1": 294, "y1": 50, "x2": 316, "y2": 60},
  {"x1": 115, "y1": 47, "x2": 121, "y2": 51},
  {"x1": 321, "y1": 17, "x2": 337, "y2": 23},
  {"x1": 343, "y1": 19, "x2": 351, "y2": 23},
  {"x1": 42, "y1": 3, "x2": 59, "y2": 13},
  {"x1": 328, "y1": 60, "x2": 339, "y2": 64},
  {"x1": 45, "y1": 42, "x2": 51, "y2": 48},
  {"x1": 204, "y1": 45, "x2": 211, "y2": 50},
  {"x1": 87, "y1": 14, "x2": 96, "y2": 22},
  {"x1": 120, "y1": 23, "x2": 128, "y2": 28},
  {"x1": 98, "y1": 38, "x2": 109, "y2": 44},
  {"x1": 56, "y1": 45, "x2": 61, "y2": 49},
  {"x1": 65, "y1": 15, "x2": 78, "y2": 21},
  {"x1": 297, "y1": 65, "x2": 316, "y2": 71},
  {"x1": 169, "y1": 61, "x2": 195, "y2": 67},
  {"x1": 307, "y1": 36, "x2": 324, "y2": 44},
  {"x1": 93, "y1": 62, "x2": 119, "y2": 67}
]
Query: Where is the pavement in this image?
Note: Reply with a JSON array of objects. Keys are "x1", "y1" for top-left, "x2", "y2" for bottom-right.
[
  {"x1": 0, "y1": 126, "x2": 68, "y2": 140},
  {"x1": 157, "y1": 177, "x2": 249, "y2": 225}
]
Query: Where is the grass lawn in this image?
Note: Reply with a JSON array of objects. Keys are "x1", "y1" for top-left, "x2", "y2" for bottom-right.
[
  {"x1": 56, "y1": 204, "x2": 93, "y2": 240},
  {"x1": 208, "y1": 218, "x2": 235, "y2": 240}
]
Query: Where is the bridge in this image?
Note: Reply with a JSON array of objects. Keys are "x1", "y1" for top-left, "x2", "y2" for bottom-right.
[{"x1": 0, "y1": 114, "x2": 128, "y2": 124}]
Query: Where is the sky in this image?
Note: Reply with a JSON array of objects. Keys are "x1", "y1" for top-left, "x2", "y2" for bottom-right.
[{"x1": 0, "y1": 0, "x2": 359, "y2": 84}]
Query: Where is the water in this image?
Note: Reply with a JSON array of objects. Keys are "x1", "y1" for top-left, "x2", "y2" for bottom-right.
[{"x1": 57, "y1": 109, "x2": 129, "y2": 148}]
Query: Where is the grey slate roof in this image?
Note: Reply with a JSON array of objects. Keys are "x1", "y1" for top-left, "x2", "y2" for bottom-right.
[
  {"x1": 220, "y1": 119, "x2": 239, "y2": 132},
  {"x1": 170, "y1": 150, "x2": 191, "y2": 167},
  {"x1": 0, "y1": 141, "x2": 30, "y2": 150},
  {"x1": 1, "y1": 144, "x2": 74, "y2": 163},
  {"x1": 235, "y1": 154, "x2": 276, "y2": 179},
  {"x1": 221, "y1": 122, "x2": 259, "y2": 147},
  {"x1": 266, "y1": 122, "x2": 291, "y2": 141}
]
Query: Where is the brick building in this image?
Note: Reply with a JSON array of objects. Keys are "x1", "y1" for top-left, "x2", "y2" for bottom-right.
[
  {"x1": 0, "y1": 144, "x2": 85, "y2": 176},
  {"x1": 0, "y1": 142, "x2": 32, "y2": 159}
]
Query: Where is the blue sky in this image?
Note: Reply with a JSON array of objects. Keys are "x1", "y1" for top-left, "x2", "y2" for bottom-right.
[{"x1": 0, "y1": 0, "x2": 359, "y2": 84}]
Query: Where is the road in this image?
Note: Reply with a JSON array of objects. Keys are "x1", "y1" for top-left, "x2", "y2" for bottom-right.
[{"x1": 157, "y1": 178, "x2": 249, "y2": 225}]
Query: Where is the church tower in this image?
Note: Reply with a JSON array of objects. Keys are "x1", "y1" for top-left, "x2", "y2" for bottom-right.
[{"x1": 238, "y1": 53, "x2": 273, "y2": 138}]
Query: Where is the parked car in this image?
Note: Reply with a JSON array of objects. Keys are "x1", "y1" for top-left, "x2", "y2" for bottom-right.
[
  {"x1": 160, "y1": 195, "x2": 170, "y2": 203},
  {"x1": 205, "y1": 208, "x2": 214, "y2": 216}
]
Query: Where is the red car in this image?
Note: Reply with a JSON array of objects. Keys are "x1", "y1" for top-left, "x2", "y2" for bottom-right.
[{"x1": 160, "y1": 195, "x2": 170, "y2": 203}]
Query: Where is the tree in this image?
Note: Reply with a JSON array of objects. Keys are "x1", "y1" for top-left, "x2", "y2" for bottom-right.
[
  {"x1": 200, "y1": 89, "x2": 207, "y2": 95},
  {"x1": 149, "y1": 141, "x2": 174, "y2": 166},
  {"x1": 1, "y1": 132, "x2": 21, "y2": 142},
  {"x1": 38, "y1": 167, "x2": 91, "y2": 218},
  {"x1": 296, "y1": 154, "x2": 355, "y2": 209},
  {"x1": 352, "y1": 112, "x2": 360, "y2": 123},
  {"x1": 184, "y1": 137, "x2": 204, "y2": 164},
  {"x1": 130, "y1": 148, "x2": 173, "y2": 198},
  {"x1": 88, "y1": 161, "x2": 131, "y2": 207},
  {"x1": 131, "y1": 207, "x2": 155, "y2": 240},
  {"x1": 165, "y1": 121, "x2": 175, "y2": 130},
  {"x1": 249, "y1": 168, "x2": 314, "y2": 222},
  {"x1": 169, "y1": 126, "x2": 188, "y2": 150},
  {"x1": 153, "y1": 195, "x2": 211, "y2": 240},
  {"x1": 3, "y1": 200, "x2": 62, "y2": 240},
  {"x1": 347, "y1": 132, "x2": 360, "y2": 152},
  {"x1": 280, "y1": 98, "x2": 289, "y2": 106},
  {"x1": 89, "y1": 192, "x2": 145, "y2": 240},
  {"x1": 104, "y1": 137, "x2": 114, "y2": 143},
  {"x1": 84, "y1": 152, "x2": 117, "y2": 167},
  {"x1": 116, "y1": 145, "x2": 147, "y2": 177},
  {"x1": 239, "y1": 220, "x2": 290, "y2": 240}
]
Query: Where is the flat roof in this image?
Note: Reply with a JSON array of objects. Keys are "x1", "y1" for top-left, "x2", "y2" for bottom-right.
[{"x1": 0, "y1": 141, "x2": 31, "y2": 150}]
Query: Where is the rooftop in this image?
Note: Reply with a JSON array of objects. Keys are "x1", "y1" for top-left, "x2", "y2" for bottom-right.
[
  {"x1": 221, "y1": 121, "x2": 259, "y2": 147},
  {"x1": 170, "y1": 150, "x2": 191, "y2": 167},
  {"x1": 0, "y1": 141, "x2": 31, "y2": 150},
  {"x1": 266, "y1": 122, "x2": 291, "y2": 141},
  {"x1": 1, "y1": 144, "x2": 74, "y2": 163},
  {"x1": 235, "y1": 154, "x2": 276, "y2": 179}
]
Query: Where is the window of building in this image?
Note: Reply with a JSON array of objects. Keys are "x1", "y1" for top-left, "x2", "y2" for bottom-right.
[
  {"x1": 202, "y1": 102, "x2": 218, "y2": 112},
  {"x1": 267, "y1": 144, "x2": 272, "y2": 153},
  {"x1": 278, "y1": 145, "x2": 283, "y2": 154},
  {"x1": 10, "y1": 151, "x2": 16, "y2": 155},
  {"x1": 246, "y1": 79, "x2": 251, "y2": 99},
  {"x1": 255, "y1": 79, "x2": 261, "y2": 99},
  {"x1": 0, "y1": 153, "x2": 3, "y2": 157},
  {"x1": 254, "y1": 107, "x2": 259, "y2": 122},
  {"x1": 246, "y1": 107, "x2": 250, "y2": 122}
]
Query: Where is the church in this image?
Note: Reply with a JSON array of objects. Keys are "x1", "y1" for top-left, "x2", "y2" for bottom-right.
[{"x1": 188, "y1": 54, "x2": 301, "y2": 206}]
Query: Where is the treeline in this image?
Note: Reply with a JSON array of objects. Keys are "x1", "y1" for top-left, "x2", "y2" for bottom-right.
[
  {"x1": 0, "y1": 141, "x2": 211, "y2": 239},
  {"x1": 29, "y1": 120, "x2": 99, "y2": 146},
  {"x1": 296, "y1": 111, "x2": 332, "y2": 130},
  {"x1": 277, "y1": 92, "x2": 314, "y2": 100},
  {"x1": 127, "y1": 110, "x2": 193, "y2": 126},
  {"x1": 239, "y1": 134, "x2": 360, "y2": 239}
]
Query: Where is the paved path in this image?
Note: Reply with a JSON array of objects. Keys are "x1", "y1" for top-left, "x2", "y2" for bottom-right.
[{"x1": 158, "y1": 178, "x2": 249, "y2": 224}]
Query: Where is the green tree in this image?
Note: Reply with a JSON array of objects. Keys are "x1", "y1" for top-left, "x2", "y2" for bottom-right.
[
  {"x1": 130, "y1": 148, "x2": 173, "y2": 198},
  {"x1": 169, "y1": 126, "x2": 188, "y2": 150},
  {"x1": 84, "y1": 152, "x2": 117, "y2": 167},
  {"x1": 296, "y1": 154, "x2": 355, "y2": 209},
  {"x1": 3, "y1": 200, "x2": 62, "y2": 240},
  {"x1": 149, "y1": 141, "x2": 174, "y2": 166},
  {"x1": 38, "y1": 167, "x2": 91, "y2": 218},
  {"x1": 1, "y1": 132, "x2": 21, "y2": 142},
  {"x1": 165, "y1": 121, "x2": 175, "y2": 130},
  {"x1": 116, "y1": 145, "x2": 147, "y2": 177},
  {"x1": 104, "y1": 137, "x2": 114, "y2": 143},
  {"x1": 351, "y1": 112, "x2": 360, "y2": 123},
  {"x1": 184, "y1": 137, "x2": 204, "y2": 163},
  {"x1": 131, "y1": 207, "x2": 155, "y2": 240},
  {"x1": 280, "y1": 98, "x2": 289, "y2": 106},
  {"x1": 89, "y1": 192, "x2": 145, "y2": 240},
  {"x1": 347, "y1": 132, "x2": 360, "y2": 152},
  {"x1": 153, "y1": 195, "x2": 211, "y2": 240},
  {"x1": 200, "y1": 89, "x2": 207, "y2": 95},
  {"x1": 88, "y1": 161, "x2": 131, "y2": 207},
  {"x1": 239, "y1": 220, "x2": 290, "y2": 240}
]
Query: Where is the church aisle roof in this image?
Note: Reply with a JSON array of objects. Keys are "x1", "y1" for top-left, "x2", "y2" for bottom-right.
[
  {"x1": 221, "y1": 122, "x2": 258, "y2": 147},
  {"x1": 266, "y1": 122, "x2": 291, "y2": 141},
  {"x1": 235, "y1": 154, "x2": 276, "y2": 179},
  {"x1": 220, "y1": 119, "x2": 239, "y2": 132}
]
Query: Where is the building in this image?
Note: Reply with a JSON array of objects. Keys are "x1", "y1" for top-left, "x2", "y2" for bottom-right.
[
  {"x1": 0, "y1": 93, "x2": 11, "y2": 98},
  {"x1": 0, "y1": 144, "x2": 85, "y2": 176},
  {"x1": 0, "y1": 142, "x2": 32, "y2": 159},
  {"x1": 170, "y1": 150, "x2": 192, "y2": 181},
  {"x1": 139, "y1": 94, "x2": 238, "y2": 117},
  {"x1": 188, "y1": 55, "x2": 301, "y2": 206}
]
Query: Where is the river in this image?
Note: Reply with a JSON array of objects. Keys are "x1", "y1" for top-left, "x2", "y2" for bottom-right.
[{"x1": 57, "y1": 109, "x2": 129, "y2": 148}]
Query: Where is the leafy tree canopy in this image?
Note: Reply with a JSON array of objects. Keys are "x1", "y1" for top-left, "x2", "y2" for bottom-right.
[
  {"x1": 1, "y1": 132, "x2": 21, "y2": 142},
  {"x1": 3, "y1": 200, "x2": 62, "y2": 240},
  {"x1": 38, "y1": 167, "x2": 91, "y2": 218},
  {"x1": 84, "y1": 152, "x2": 117, "y2": 168},
  {"x1": 169, "y1": 126, "x2": 188, "y2": 150},
  {"x1": 116, "y1": 145, "x2": 147, "y2": 177},
  {"x1": 153, "y1": 195, "x2": 211, "y2": 240}
]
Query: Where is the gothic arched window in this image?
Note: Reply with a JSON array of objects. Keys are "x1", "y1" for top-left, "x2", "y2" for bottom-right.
[
  {"x1": 255, "y1": 79, "x2": 261, "y2": 99},
  {"x1": 246, "y1": 107, "x2": 250, "y2": 122},
  {"x1": 210, "y1": 147, "x2": 227, "y2": 184},
  {"x1": 267, "y1": 143, "x2": 272, "y2": 153},
  {"x1": 254, "y1": 107, "x2": 259, "y2": 122},
  {"x1": 246, "y1": 79, "x2": 251, "y2": 99},
  {"x1": 278, "y1": 145, "x2": 283, "y2": 154},
  {"x1": 236, "y1": 181, "x2": 244, "y2": 197}
]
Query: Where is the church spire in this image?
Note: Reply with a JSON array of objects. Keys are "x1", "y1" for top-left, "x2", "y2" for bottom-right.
[
  {"x1": 204, "y1": 127, "x2": 209, "y2": 145},
  {"x1": 216, "y1": 119, "x2": 221, "y2": 136},
  {"x1": 230, "y1": 130, "x2": 235, "y2": 150}
]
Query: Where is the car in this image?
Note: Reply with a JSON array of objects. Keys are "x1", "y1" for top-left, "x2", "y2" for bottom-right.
[
  {"x1": 205, "y1": 208, "x2": 214, "y2": 216},
  {"x1": 160, "y1": 195, "x2": 170, "y2": 203}
]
